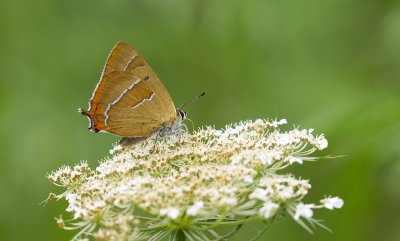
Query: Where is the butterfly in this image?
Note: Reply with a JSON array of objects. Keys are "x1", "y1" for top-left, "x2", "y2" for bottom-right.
[{"x1": 79, "y1": 41, "x2": 192, "y2": 146}]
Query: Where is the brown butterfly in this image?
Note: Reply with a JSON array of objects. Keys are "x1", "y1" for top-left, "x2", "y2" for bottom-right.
[{"x1": 79, "y1": 41, "x2": 198, "y2": 146}]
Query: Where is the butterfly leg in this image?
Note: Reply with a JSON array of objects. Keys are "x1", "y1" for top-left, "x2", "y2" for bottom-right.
[
  {"x1": 177, "y1": 127, "x2": 184, "y2": 143},
  {"x1": 142, "y1": 138, "x2": 150, "y2": 149},
  {"x1": 149, "y1": 131, "x2": 161, "y2": 153},
  {"x1": 177, "y1": 131, "x2": 182, "y2": 143}
]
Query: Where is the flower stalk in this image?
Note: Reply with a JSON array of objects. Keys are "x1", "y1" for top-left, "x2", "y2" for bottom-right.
[{"x1": 46, "y1": 119, "x2": 343, "y2": 240}]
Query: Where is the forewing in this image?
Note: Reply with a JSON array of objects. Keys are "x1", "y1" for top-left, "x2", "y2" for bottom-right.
[
  {"x1": 106, "y1": 73, "x2": 177, "y2": 137},
  {"x1": 121, "y1": 44, "x2": 177, "y2": 116},
  {"x1": 103, "y1": 41, "x2": 147, "y2": 74}
]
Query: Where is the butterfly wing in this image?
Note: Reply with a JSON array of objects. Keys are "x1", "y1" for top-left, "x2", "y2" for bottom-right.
[
  {"x1": 80, "y1": 42, "x2": 177, "y2": 137},
  {"x1": 101, "y1": 41, "x2": 147, "y2": 74}
]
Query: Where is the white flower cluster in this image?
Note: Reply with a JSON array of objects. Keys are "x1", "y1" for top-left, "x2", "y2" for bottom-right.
[{"x1": 47, "y1": 119, "x2": 343, "y2": 241}]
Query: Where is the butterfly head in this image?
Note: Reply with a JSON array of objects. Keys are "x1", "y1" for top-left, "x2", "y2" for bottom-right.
[
  {"x1": 177, "y1": 109, "x2": 187, "y2": 121},
  {"x1": 176, "y1": 91, "x2": 205, "y2": 122}
]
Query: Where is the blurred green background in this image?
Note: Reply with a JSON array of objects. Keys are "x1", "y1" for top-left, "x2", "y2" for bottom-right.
[{"x1": 1, "y1": 0, "x2": 400, "y2": 240}]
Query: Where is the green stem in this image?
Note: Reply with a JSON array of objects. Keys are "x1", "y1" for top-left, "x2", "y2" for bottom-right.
[
  {"x1": 194, "y1": 215, "x2": 261, "y2": 229},
  {"x1": 248, "y1": 215, "x2": 277, "y2": 241},
  {"x1": 213, "y1": 223, "x2": 244, "y2": 241},
  {"x1": 138, "y1": 224, "x2": 168, "y2": 232},
  {"x1": 176, "y1": 229, "x2": 186, "y2": 241},
  {"x1": 192, "y1": 212, "x2": 226, "y2": 231},
  {"x1": 219, "y1": 216, "x2": 261, "y2": 226}
]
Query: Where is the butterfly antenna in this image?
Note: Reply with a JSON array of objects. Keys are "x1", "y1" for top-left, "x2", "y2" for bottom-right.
[{"x1": 178, "y1": 92, "x2": 206, "y2": 109}]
